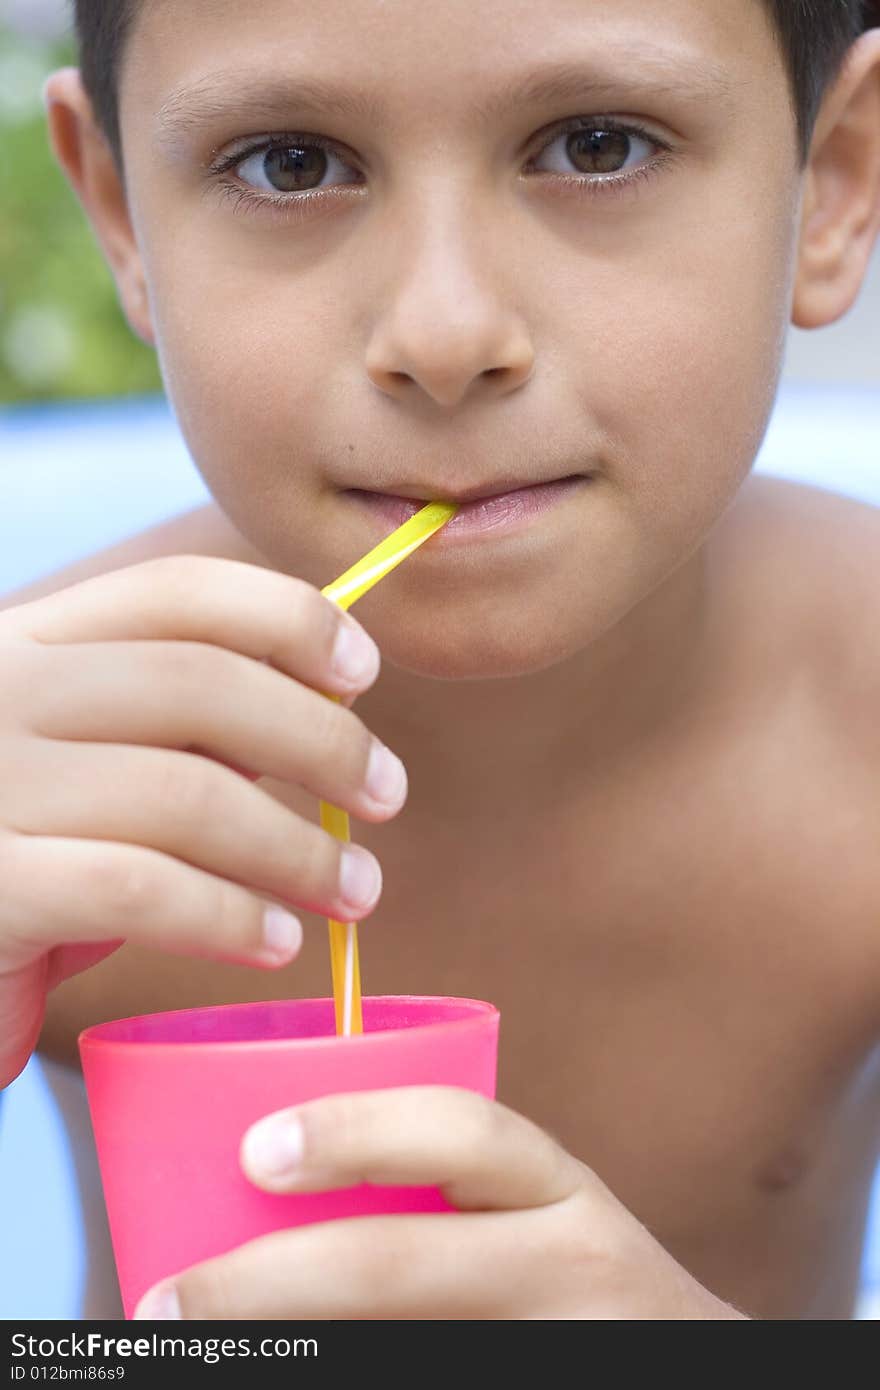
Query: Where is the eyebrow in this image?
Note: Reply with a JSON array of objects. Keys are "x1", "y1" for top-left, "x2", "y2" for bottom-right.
[
  {"x1": 473, "y1": 51, "x2": 735, "y2": 123},
  {"x1": 156, "y1": 48, "x2": 736, "y2": 146}
]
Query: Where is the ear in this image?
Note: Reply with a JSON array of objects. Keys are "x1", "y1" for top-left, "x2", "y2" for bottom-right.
[
  {"x1": 792, "y1": 29, "x2": 880, "y2": 329},
  {"x1": 44, "y1": 68, "x2": 156, "y2": 347}
]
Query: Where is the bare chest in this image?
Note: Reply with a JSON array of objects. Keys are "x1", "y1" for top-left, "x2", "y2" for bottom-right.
[
  {"x1": 53, "y1": 645, "x2": 879, "y2": 1318},
  {"x1": 267, "y1": 687, "x2": 880, "y2": 1317}
]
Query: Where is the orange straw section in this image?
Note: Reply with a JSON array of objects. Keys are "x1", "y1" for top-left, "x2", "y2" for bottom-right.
[
  {"x1": 319, "y1": 787, "x2": 363, "y2": 1036},
  {"x1": 319, "y1": 502, "x2": 458, "y2": 1035}
]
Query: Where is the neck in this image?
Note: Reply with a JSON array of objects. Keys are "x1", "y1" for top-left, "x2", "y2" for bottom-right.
[{"x1": 355, "y1": 543, "x2": 713, "y2": 817}]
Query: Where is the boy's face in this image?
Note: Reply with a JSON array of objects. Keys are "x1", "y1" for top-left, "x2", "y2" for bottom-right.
[{"x1": 115, "y1": 0, "x2": 800, "y2": 678}]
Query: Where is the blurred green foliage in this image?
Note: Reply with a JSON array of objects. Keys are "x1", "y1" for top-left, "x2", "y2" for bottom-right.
[{"x1": 0, "y1": 25, "x2": 162, "y2": 404}]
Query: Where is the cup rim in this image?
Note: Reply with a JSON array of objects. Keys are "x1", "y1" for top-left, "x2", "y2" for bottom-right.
[{"x1": 78, "y1": 994, "x2": 499, "y2": 1055}]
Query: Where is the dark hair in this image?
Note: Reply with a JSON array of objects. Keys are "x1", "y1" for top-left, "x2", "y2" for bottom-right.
[
  {"x1": 73, "y1": 0, "x2": 139, "y2": 162},
  {"x1": 766, "y1": 0, "x2": 880, "y2": 152},
  {"x1": 74, "y1": 1, "x2": 880, "y2": 165}
]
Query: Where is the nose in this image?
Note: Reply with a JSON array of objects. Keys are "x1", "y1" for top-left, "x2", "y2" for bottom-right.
[{"x1": 364, "y1": 211, "x2": 535, "y2": 410}]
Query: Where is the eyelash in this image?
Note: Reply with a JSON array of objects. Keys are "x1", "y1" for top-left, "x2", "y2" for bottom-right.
[{"x1": 209, "y1": 117, "x2": 674, "y2": 219}]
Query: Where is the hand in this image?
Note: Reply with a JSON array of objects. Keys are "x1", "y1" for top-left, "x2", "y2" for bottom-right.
[
  {"x1": 132, "y1": 1087, "x2": 748, "y2": 1320},
  {"x1": 0, "y1": 556, "x2": 407, "y2": 1088}
]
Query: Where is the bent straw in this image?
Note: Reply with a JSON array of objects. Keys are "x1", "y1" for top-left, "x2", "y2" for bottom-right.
[{"x1": 320, "y1": 501, "x2": 458, "y2": 1035}]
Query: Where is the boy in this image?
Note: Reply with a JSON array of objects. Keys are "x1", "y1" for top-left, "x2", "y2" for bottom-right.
[{"x1": 1, "y1": 0, "x2": 879, "y2": 1319}]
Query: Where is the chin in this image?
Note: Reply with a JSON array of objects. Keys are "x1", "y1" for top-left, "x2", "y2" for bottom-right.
[{"x1": 374, "y1": 614, "x2": 591, "y2": 682}]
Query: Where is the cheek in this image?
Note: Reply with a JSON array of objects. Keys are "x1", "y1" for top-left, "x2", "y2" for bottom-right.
[
  {"x1": 149, "y1": 261, "x2": 321, "y2": 450},
  {"x1": 143, "y1": 236, "x2": 338, "y2": 514},
  {"x1": 574, "y1": 180, "x2": 798, "y2": 555}
]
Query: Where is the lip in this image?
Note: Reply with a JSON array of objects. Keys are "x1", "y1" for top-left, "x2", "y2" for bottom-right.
[{"x1": 343, "y1": 475, "x2": 589, "y2": 544}]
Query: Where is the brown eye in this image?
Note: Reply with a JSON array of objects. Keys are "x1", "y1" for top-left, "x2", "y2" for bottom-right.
[
  {"x1": 263, "y1": 145, "x2": 327, "y2": 191},
  {"x1": 531, "y1": 123, "x2": 656, "y2": 181},
  {"x1": 567, "y1": 128, "x2": 632, "y2": 174},
  {"x1": 234, "y1": 141, "x2": 360, "y2": 196}
]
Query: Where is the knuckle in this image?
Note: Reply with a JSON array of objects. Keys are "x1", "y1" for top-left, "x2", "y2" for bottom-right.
[
  {"x1": 154, "y1": 753, "x2": 219, "y2": 823},
  {"x1": 179, "y1": 1257, "x2": 236, "y2": 1321},
  {"x1": 288, "y1": 574, "x2": 331, "y2": 629},
  {"x1": 349, "y1": 1223, "x2": 411, "y2": 1292},
  {"x1": 0, "y1": 736, "x2": 34, "y2": 821},
  {"x1": 440, "y1": 1086, "x2": 501, "y2": 1152},
  {"x1": 326, "y1": 833, "x2": 355, "y2": 899},
  {"x1": 311, "y1": 1217, "x2": 410, "y2": 1301},
  {"x1": 274, "y1": 818, "x2": 339, "y2": 907},
  {"x1": 146, "y1": 552, "x2": 208, "y2": 597},
  {"x1": 0, "y1": 831, "x2": 29, "y2": 899},
  {"x1": 558, "y1": 1184, "x2": 616, "y2": 1266},
  {"x1": 217, "y1": 884, "x2": 263, "y2": 956},
  {"x1": 547, "y1": 1203, "x2": 599, "y2": 1282},
  {"x1": 300, "y1": 1090, "x2": 363, "y2": 1162},
  {"x1": 354, "y1": 719, "x2": 378, "y2": 778},
  {"x1": 0, "y1": 640, "x2": 51, "y2": 729},
  {"x1": 0, "y1": 605, "x2": 25, "y2": 637},
  {"x1": 309, "y1": 693, "x2": 354, "y2": 765},
  {"x1": 344, "y1": 708, "x2": 375, "y2": 776},
  {"x1": 148, "y1": 638, "x2": 203, "y2": 685},
  {"x1": 258, "y1": 571, "x2": 338, "y2": 657},
  {"x1": 291, "y1": 812, "x2": 325, "y2": 871},
  {"x1": 264, "y1": 817, "x2": 339, "y2": 917},
  {"x1": 573, "y1": 1220, "x2": 618, "y2": 1277},
  {"x1": 86, "y1": 847, "x2": 157, "y2": 920}
]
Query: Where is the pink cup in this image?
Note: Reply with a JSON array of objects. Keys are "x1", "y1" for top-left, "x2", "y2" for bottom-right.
[{"x1": 79, "y1": 995, "x2": 499, "y2": 1318}]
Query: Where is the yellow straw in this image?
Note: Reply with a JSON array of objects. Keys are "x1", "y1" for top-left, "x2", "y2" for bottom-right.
[{"x1": 320, "y1": 501, "x2": 458, "y2": 1035}]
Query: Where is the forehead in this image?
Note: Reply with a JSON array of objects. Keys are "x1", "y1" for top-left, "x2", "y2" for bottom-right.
[{"x1": 126, "y1": 0, "x2": 780, "y2": 131}]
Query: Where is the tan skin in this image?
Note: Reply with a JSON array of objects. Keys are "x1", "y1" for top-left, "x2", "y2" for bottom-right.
[{"x1": 2, "y1": 0, "x2": 879, "y2": 1318}]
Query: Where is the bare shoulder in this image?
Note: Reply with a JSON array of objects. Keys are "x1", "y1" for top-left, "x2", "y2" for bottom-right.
[
  {"x1": 711, "y1": 473, "x2": 880, "y2": 726},
  {"x1": 709, "y1": 474, "x2": 880, "y2": 1025},
  {"x1": 0, "y1": 501, "x2": 272, "y2": 613}
]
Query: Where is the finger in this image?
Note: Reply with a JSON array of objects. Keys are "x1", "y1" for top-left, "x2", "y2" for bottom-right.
[
  {"x1": 24, "y1": 638, "x2": 407, "y2": 822},
  {"x1": 3, "y1": 739, "x2": 383, "y2": 925},
  {"x1": 0, "y1": 831, "x2": 303, "y2": 971},
  {"x1": 14, "y1": 554, "x2": 381, "y2": 698},
  {"x1": 240, "y1": 1087, "x2": 584, "y2": 1210},
  {"x1": 134, "y1": 1209, "x2": 573, "y2": 1321}
]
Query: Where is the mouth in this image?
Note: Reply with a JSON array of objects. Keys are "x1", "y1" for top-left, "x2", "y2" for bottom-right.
[{"x1": 343, "y1": 473, "x2": 591, "y2": 543}]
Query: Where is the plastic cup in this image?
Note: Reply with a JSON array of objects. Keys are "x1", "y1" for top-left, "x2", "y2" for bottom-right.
[{"x1": 79, "y1": 995, "x2": 500, "y2": 1318}]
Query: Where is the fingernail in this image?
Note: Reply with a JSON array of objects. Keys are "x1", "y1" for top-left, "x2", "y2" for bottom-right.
[
  {"x1": 339, "y1": 845, "x2": 382, "y2": 915},
  {"x1": 364, "y1": 741, "x2": 407, "y2": 809},
  {"x1": 331, "y1": 621, "x2": 380, "y2": 686},
  {"x1": 134, "y1": 1282, "x2": 181, "y2": 1320},
  {"x1": 261, "y1": 906, "x2": 303, "y2": 961},
  {"x1": 243, "y1": 1112, "x2": 305, "y2": 1179}
]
